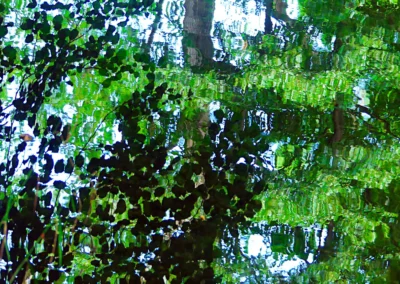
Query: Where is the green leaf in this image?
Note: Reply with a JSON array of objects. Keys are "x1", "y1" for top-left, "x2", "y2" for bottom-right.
[
  {"x1": 106, "y1": 24, "x2": 116, "y2": 36},
  {"x1": 116, "y1": 49, "x2": 127, "y2": 60},
  {"x1": 21, "y1": 56, "x2": 30, "y2": 65},
  {"x1": 20, "y1": 19, "x2": 35, "y2": 30},
  {"x1": 102, "y1": 78, "x2": 112, "y2": 88},
  {"x1": 111, "y1": 33, "x2": 120, "y2": 44},
  {"x1": 70, "y1": 28, "x2": 79, "y2": 40},
  {"x1": 3, "y1": 46, "x2": 17, "y2": 60},
  {"x1": 105, "y1": 47, "x2": 114, "y2": 57},
  {"x1": 93, "y1": 1, "x2": 101, "y2": 10},
  {"x1": 0, "y1": 25, "x2": 7, "y2": 38},
  {"x1": 75, "y1": 155, "x2": 84, "y2": 168},
  {"x1": 40, "y1": 21, "x2": 51, "y2": 34},
  {"x1": 53, "y1": 14, "x2": 63, "y2": 30},
  {"x1": 103, "y1": 4, "x2": 112, "y2": 14},
  {"x1": 116, "y1": 9, "x2": 125, "y2": 17},
  {"x1": 58, "y1": 28, "x2": 69, "y2": 40},
  {"x1": 114, "y1": 72, "x2": 122, "y2": 81},
  {"x1": 56, "y1": 38, "x2": 66, "y2": 47},
  {"x1": 92, "y1": 16, "x2": 105, "y2": 29},
  {"x1": 54, "y1": 180, "x2": 66, "y2": 189},
  {"x1": 26, "y1": 0, "x2": 37, "y2": 9},
  {"x1": 25, "y1": 34, "x2": 34, "y2": 43},
  {"x1": 99, "y1": 68, "x2": 108, "y2": 76}
]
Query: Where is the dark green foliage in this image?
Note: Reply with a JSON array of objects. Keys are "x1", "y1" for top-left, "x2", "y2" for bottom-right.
[
  {"x1": 75, "y1": 154, "x2": 84, "y2": 168},
  {"x1": 53, "y1": 180, "x2": 66, "y2": 189},
  {"x1": 3, "y1": 46, "x2": 16, "y2": 60},
  {"x1": 0, "y1": 25, "x2": 8, "y2": 38},
  {"x1": 54, "y1": 159, "x2": 64, "y2": 173},
  {"x1": 52, "y1": 15, "x2": 63, "y2": 30}
]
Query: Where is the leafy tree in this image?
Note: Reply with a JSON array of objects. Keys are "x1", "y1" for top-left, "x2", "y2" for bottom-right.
[{"x1": 1, "y1": 0, "x2": 400, "y2": 283}]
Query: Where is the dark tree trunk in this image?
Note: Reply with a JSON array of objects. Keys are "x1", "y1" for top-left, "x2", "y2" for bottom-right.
[{"x1": 183, "y1": 0, "x2": 215, "y2": 67}]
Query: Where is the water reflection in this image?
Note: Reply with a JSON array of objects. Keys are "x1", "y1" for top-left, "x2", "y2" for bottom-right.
[
  {"x1": 130, "y1": 0, "x2": 297, "y2": 68},
  {"x1": 1, "y1": 0, "x2": 400, "y2": 282}
]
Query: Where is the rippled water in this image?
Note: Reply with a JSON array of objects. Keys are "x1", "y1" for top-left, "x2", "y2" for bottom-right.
[{"x1": 1, "y1": 0, "x2": 400, "y2": 282}]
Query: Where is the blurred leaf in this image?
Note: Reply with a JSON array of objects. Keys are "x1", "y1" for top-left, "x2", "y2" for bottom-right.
[{"x1": 25, "y1": 34, "x2": 34, "y2": 43}]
